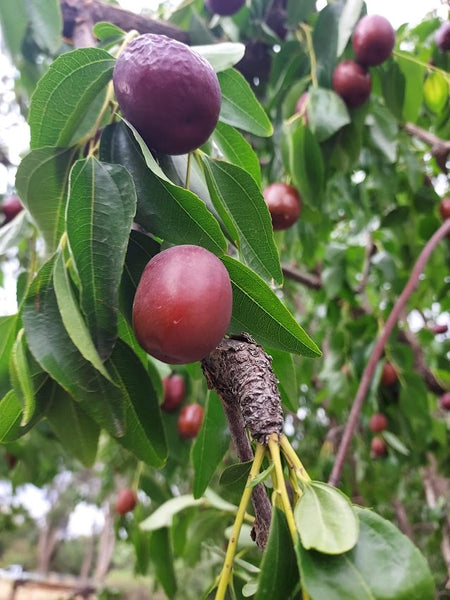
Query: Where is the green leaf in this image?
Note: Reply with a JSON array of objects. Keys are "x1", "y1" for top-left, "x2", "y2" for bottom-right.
[
  {"x1": 396, "y1": 52, "x2": 426, "y2": 123},
  {"x1": 29, "y1": 47, "x2": 115, "y2": 149},
  {"x1": 9, "y1": 329, "x2": 35, "y2": 425},
  {"x1": 107, "y1": 340, "x2": 167, "y2": 467},
  {"x1": 218, "y1": 69, "x2": 273, "y2": 137},
  {"x1": 100, "y1": 122, "x2": 227, "y2": 256},
  {"x1": 255, "y1": 508, "x2": 299, "y2": 600},
  {"x1": 66, "y1": 157, "x2": 136, "y2": 360},
  {"x1": 269, "y1": 348, "x2": 298, "y2": 412},
  {"x1": 46, "y1": 382, "x2": 100, "y2": 467},
  {"x1": 53, "y1": 249, "x2": 113, "y2": 381},
  {"x1": 15, "y1": 147, "x2": 78, "y2": 253},
  {"x1": 140, "y1": 495, "x2": 204, "y2": 531},
  {"x1": 0, "y1": 211, "x2": 30, "y2": 257},
  {"x1": 26, "y1": 0, "x2": 62, "y2": 55},
  {"x1": 92, "y1": 21, "x2": 126, "y2": 41},
  {"x1": 283, "y1": 120, "x2": 324, "y2": 208},
  {"x1": 313, "y1": 2, "x2": 343, "y2": 87},
  {"x1": 308, "y1": 88, "x2": 351, "y2": 142},
  {"x1": 0, "y1": 0, "x2": 27, "y2": 58},
  {"x1": 336, "y1": 0, "x2": 364, "y2": 56},
  {"x1": 219, "y1": 461, "x2": 252, "y2": 489},
  {"x1": 298, "y1": 507, "x2": 435, "y2": 600},
  {"x1": 366, "y1": 102, "x2": 398, "y2": 163},
  {"x1": 212, "y1": 121, "x2": 261, "y2": 185},
  {"x1": 295, "y1": 481, "x2": 359, "y2": 554},
  {"x1": 192, "y1": 391, "x2": 230, "y2": 499},
  {"x1": 149, "y1": 528, "x2": 177, "y2": 600},
  {"x1": 21, "y1": 257, "x2": 126, "y2": 437},
  {"x1": 0, "y1": 315, "x2": 19, "y2": 398},
  {"x1": 203, "y1": 157, "x2": 282, "y2": 284},
  {"x1": 193, "y1": 42, "x2": 245, "y2": 72},
  {"x1": 222, "y1": 256, "x2": 321, "y2": 358},
  {"x1": 0, "y1": 386, "x2": 50, "y2": 443}
]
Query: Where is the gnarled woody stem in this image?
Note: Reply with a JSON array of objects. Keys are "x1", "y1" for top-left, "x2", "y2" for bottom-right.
[{"x1": 201, "y1": 334, "x2": 284, "y2": 548}]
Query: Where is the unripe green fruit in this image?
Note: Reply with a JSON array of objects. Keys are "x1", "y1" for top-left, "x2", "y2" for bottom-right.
[
  {"x1": 113, "y1": 34, "x2": 221, "y2": 155},
  {"x1": 352, "y1": 15, "x2": 395, "y2": 66},
  {"x1": 132, "y1": 245, "x2": 233, "y2": 364},
  {"x1": 332, "y1": 60, "x2": 371, "y2": 108}
]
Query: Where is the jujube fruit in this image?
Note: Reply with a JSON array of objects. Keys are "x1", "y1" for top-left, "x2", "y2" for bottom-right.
[
  {"x1": 369, "y1": 413, "x2": 388, "y2": 433},
  {"x1": 436, "y1": 22, "x2": 450, "y2": 52},
  {"x1": 178, "y1": 403, "x2": 204, "y2": 439},
  {"x1": 295, "y1": 92, "x2": 309, "y2": 124},
  {"x1": 439, "y1": 392, "x2": 450, "y2": 411},
  {"x1": 115, "y1": 488, "x2": 137, "y2": 514},
  {"x1": 2, "y1": 195, "x2": 23, "y2": 223},
  {"x1": 433, "y1": 324, "x2": 448, "y2": 335},
  {"x1": 332, "y1": 60, "x2": 372, "y2": 108},
  {"x1": 205, "y1": 0, "x2": 245, "y2": 16},
  {"x1": 132, "y1": 245, "x2": 233, "y2": 364},
  {"x1": 263, "y1": 183, "x2": 302, "y2": 231},
  {"x1": 161, "y1": 374, "x2": 186, "y2": 412},
  {"x1": 381, "y1": 362, "x2": 397, "y2": 386},
  {"x1": 371, "y1": 436, "x2": 387, "y2": 458},
  {"x1": 352, "y1": 15, "x2": 395, "y2": 66},
  {"x1": 113, "y1": 34, "x2": 221, "y2": 155},
  {"x1": 439, "y1": 197, "x2": 450, "y2": 220}
]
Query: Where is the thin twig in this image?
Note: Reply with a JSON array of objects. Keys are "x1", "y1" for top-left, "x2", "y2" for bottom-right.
[
  {"x1": 328, "y1": 219, "x2": 450, "y2": 488},
  {"x1": 404, "y1": 122, "x2": 450, "y2": 173},
  {"x1": 282, "y1": 264, "x2": 322, "y2": 290}
]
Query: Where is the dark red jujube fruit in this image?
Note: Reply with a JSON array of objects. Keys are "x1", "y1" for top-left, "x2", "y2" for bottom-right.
[{"x1": 352, "y1": 15, "x2": 395, "y2": 66}]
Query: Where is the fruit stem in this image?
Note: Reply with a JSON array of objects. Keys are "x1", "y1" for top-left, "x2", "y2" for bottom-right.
[
  {"x1": 185, "y1": 152, "x2": 192, "y2": 190},
  {"x1": 267, "y1": 434, "x2": 298, "y2": 544},
  {"x1": 215, "y1": 442, "x2": 266, "y2": 600},
  {"x1": 298, "y1": 23, "x2": 318, "y2": 88},
  {"x1": 279, "y1": 434, "x2": 311, "y2": 485}
]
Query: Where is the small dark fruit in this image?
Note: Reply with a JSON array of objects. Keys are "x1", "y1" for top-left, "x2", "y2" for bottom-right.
[
  {"x1": 332, "y1": 60, "x2": 372, "y2": 108},
  {"x1": 381, "y1": 362, "x2": 397, "y2": 386},
  {"x1": 352, "y1": 15, "x2": 395, "y2": 66},
  {"x1": 178, "y1": 403, "x2": 204, "y2": 439},
  {"x1": 2, "y1": 195, "x2": 23, "y2": 223},
  {"x1": 161, "y1": 374, "x2": 186, "y2": 412},
  {"x1": 5, "y1": 453, "x2": 17, "y2": 469},
  {"x1": 205, "y1": 0, "x2": 245, "y2": 16},
  {"x1": 113, "y1": 34, "x2": 221, "y2": 155},
  {"x1": 433, "y1": 324, "x2": 448, "y2": 335},
  {"x1": 439, "y1": 197, "x2": 450, "y2": 220},
  {"x1": 115, "y1": 488, "x2": 137, "y2": 514},
  {"x1": 371, "y1": 436, "x2": 387, "y2": 458},
  {"x1": 369, "y1": 413, "x2": 388, "y2": 433},
  {"x1": 263, "y1": 183, "x2": 302, "y2": 231},
  {"x1": 132, "y1": 245, "x2": 232, "y2": 364},
  {"x1": 295, "y1": 92, "x2": 309, "y2": 124},
  {"x1": 436, "y1": 22, "x2": 450, "y2": 52},
  {"x1": 439, "y1": 392, "x2": 450, "y2": 411},
  {"x1": 236, "y1": 40, "x2": 271, "y2": 83}
]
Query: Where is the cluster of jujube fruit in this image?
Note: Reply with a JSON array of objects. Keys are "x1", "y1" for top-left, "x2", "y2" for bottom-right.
[{"x1": 161, "y1": 374, "x2": 204, "y2": 440}]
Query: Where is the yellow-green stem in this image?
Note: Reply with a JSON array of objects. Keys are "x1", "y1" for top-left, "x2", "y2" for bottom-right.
[
  {"x1": 267, "y1": 434, "x2": 297, "y2": 544},
  {"x1": 185, "y1": 152, "x2": 192, "y2": 190},
  {"x1": 298, "y1": 24, "x2": 318, "y2": 88},
  {"x1": 215, "y1": 443, "x2": 266, "y2": 600},
  {"x1": 280, "y1": 435, "x2": 311, "y2": 485}
]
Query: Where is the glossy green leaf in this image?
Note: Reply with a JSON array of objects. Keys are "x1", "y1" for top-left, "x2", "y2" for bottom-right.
[
  {"x1": 255, "y1": 508, "x2": 299, "y2": 600},
  {"x1": 92, "y1": 21, "x2": 125, "y2": 40},
  {"x1": 107, "y1": 340, "x2": 167, "y2": 467},
  {"x1": 218, "y1": 69, "x2": 273, "y2": 137},
  {"x1": 0, "y1": 1, "x2": 27, "y2": 57},
  {"x1": 0, "y1": 385, "x2": 50, "y2": 443},
  {"x1": 140, "y1": 495, "x2": 204, "y2": 531},
  {"x1": 192, "y1": 391, "x2": 230, "y2": 499},
  {"x1": 0, "y1": 211, "x2": 30, "y2": 257},
  {"x1": 66, "y1": 157, "x2": 136, "y2": 360},
  {"x1": 46, "y1": 382, "x2": 100, "y2": 467},
  {"x1": 283, "y1": 120, "x2": 324, "y2": 208},
  {"x1": 212, "y1": 121, "x2": 261, "y2": 185},
  {"x1": 380, "y1": 60, "x2": 405, "y2": 120},
  {"x1": 337, "y1": 0, "x2": 364, "y2": 56},
  {"x1": 22, "y1": 258, "x2": 126, "y2": 436},
  {"x1": 219, "y1": 461, "x2": 252, "y2": 489},
  {"x1": 15, "y1": 147, "x2": 78, "y2": 253},
  {"x1": 313, "y1": 2, "x2": 343, "y2": 87},
  {"x1": 222, "y1": 256, "x2": 321, "y2": 358},
  {"x1": 367, "y1": 102, "x2": 398, "y2": 163},
  {"x1": 193, "y1": 42, "x2": 245, "y2": 72},
  {"x1": 0, "y1": 315, "x2": 19, "y2": 398},
  {"x1": 424, "y1": 70, "x2": 448, "y2": 113},
  {"x1": 9, "y1": 329, "x2": 35, "y2": 425},
  {"x1": 26, "y1": 0, "x2": 62, "y2": 55},
  {"x1": 269, "y1": 348, "x2": 298, "y2": 412},
  {"x1": 203, "y1": 157, "x2": 282, "y2": 284},
  {"x1": 53, "y1": 249, "x2": 113, "y2": 381},
  {"x1": 396, "y1": 52, "x2": 426, "y2": 123},
  {"x1": 295, "y1": 481, "x2": 359, "y2": 554},
  {"x1": 298, "y1": 507, "x2": 435, "y2": 600},
  {"x1": 308, "y1": 88, "x2": 351, "y2": 142},
  {"x1": 29, "y1": 47, "x2": 114, "y2": 149},
  {"x1": 149, "y1": 528, "x2": 177, "y2": 600},
  {"x1": 100, "y1": 122, "x2": 227, "y2": 256}
]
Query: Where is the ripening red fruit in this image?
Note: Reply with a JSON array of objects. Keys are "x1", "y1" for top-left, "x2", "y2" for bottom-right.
[
  {"x1": 371, "y1": 436, "x2": 387, "y2": 458},
  {"x1": 205, "y1": 0, "x2": 245, "y2": 16},
  {"x1": 2, "y1": 195, "x2": 23, "y2": 223},
  {"x1": 177, "y1": 403, "x2": 204, "y2": 439},
  {"x1": 161, "y1": 374, "x2": 186, "y2": 412},
  {"x1": 332, "y1": 60, "x2": 372, "y2": 108},
  {"x1": 352, "y1": 15, "x2": 395, "y2": 66},
  {"x1": 439, "y1": 197, "x2": 450, "y2": 220},
  {"x1": 436, "y1": 22, "x2": 450, "y2": 52},
  {"x1": 132, "y1": 245, "x2": 233, "y2": 364},
  {"x1": 433, "y1": 324, "x2": 448, "y2": 335},
  {"x1": 113, "y1": 34, "x2": 221, "y2": 155},
  {"x1": 381, "y1": 362, "x2": 397, "y2": 386},
  {"x1": 439, "y1": 392, "x2": 450, "y2": 411},
  {"x1": 263, "y1": 183, "x2": 302, "y2": 231},
  {"x1": 115, "y1": 488, "x2": 137, "y2": 514},
  {"x1": 295, "y1": 92, "x2": 309, "y2": 124},
  {"x1": 369, "y1": 413, "x2": 388, "y2": 433}
]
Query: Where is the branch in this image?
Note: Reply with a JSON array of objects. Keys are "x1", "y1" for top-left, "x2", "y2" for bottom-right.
[
  {"x1": 328, "y1": 219, "x2": 450, "y2": 488},
  {"x1": 60, "y1": 0, "x2": 189, "y2": 48},
  {"x1": 404, "y1": 122, "x2": 450, "y2": 173},
  {"x1": 282, "y1": 264, "x2": 322, "y2": 290}
]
